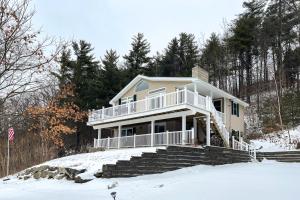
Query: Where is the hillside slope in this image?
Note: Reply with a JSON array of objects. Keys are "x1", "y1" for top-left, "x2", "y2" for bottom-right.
[{"x1": 251, "y1": 125, "x2": 300, "y2": 152}]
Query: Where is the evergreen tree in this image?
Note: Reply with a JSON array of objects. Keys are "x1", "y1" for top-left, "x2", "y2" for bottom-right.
[
  {"x1": 123, "y1": 33, "x2": 151, "y2": 80},
  {"x1": 101, "y1": 49, "x2": 122, "y2": 106},
  {"x1": 178, "y1": 33, "x2": 200, "y2": 76},
  {"x1": 53, "y1": 47, "x2": 73, "y2": 90},
  {"x1": 72, "y1": 40, "x2": 103, "y2": 110},
  {"x1": 227, "y1": 0, "x2": 264, "y2": 102},
  {"x1": 161, "y1": 38, "x2": 180, "y2": 76},
  {"x1": 160, "y1": 33, "x2": 199, "y2": 77},
  {"x1": 200, "y1": 33, "x2": 226, "y2": 87}
]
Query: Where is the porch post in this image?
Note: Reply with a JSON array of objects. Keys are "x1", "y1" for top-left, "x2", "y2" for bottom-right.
[
  {"x1": 184, "y1": 86, "x2": 187, "y2": 103},
  {"x1": 118, "y1": 125, "x2": 121, "y2": 148},
  {"x1": 151, "y1": 120, "x2": 155, "y2": 146},
  {"x1": 206, "y1": 114, "x2": 211, "y2": 146},
  {"x1": 182, "y1": 114, "x2": 186, "y2": 145},
  {"x1": 193, "y1": 117, "x2": 197, "y2": 145},
  {"x1": 97, "y1": 129, "x2": 101, "y2": 148},
  {"x1": 98, "y1": 128, "x2": 102, "y2": 139},
  {"x1": 193, "y1": 83, "x2": 198, "y2": 105}
]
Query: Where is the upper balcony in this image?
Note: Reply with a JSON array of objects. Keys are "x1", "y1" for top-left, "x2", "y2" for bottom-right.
[{"x1": 88, "y1": 88, "x2": 224, "y2": 125}]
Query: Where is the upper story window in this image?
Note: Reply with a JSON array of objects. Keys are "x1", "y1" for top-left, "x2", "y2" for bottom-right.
[
  {"x1": 135, "y1": 80, "x2": 149, "y2": 92},
  {"x1": 231, "y1": 101, "x2": 239, "y2": 117},
  {"x1": 120, "y1": 96, "x2": 134, "y2": 105}
]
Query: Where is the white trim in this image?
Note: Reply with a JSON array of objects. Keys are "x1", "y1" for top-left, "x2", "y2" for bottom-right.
[{"x1": 93, "y1": 110, "x2": 196, "y2": 129}]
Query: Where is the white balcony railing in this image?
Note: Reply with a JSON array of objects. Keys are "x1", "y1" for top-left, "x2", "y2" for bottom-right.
[
  {"x1": 89, "y1": 89, "x2": 207, "y2": 123},
  {"x1": 94, "y1": 130, "x2": 194, "y2": 149}
]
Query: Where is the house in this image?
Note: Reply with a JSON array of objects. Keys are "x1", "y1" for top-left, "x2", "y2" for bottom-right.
[{"x1": 87, "y1": 67, "x2": 249, "y2": 149}]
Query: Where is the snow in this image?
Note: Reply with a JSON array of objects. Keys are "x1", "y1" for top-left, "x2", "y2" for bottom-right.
[
  {"x1": 39, "y1": 147, "x2": 161, "y2": 179},
  {"x1": 1, "y1": 161, "x2": 300, "y2": 200},
  {"x1": 251, "y1": 125, "x2": 300, "y2": 152}
]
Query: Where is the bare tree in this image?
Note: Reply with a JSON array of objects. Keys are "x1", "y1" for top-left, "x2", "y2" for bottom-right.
[{"x1": 0, "y1": 0, "x2": 62, "y2": 108}]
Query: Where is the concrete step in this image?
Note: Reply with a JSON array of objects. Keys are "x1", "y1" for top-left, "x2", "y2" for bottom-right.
[{"x1": 101, "y1": 146, "x2": 252, "y2": 178}]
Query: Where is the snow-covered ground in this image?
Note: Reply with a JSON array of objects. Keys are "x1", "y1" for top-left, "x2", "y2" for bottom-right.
[
  {"x1": 1, "y1": 161, "x2": 299, "y2": 200},
  {"x1": 251, "y1": 125, "x2": 300, "y2": 152},
  {"x1": 39, "y1": 147, "x2": 160, "y2": 179}
]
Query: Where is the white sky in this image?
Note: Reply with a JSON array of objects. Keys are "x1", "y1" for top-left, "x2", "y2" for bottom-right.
[{"x1": 31, "y1": 0, "x2": 245, "y2": 58}]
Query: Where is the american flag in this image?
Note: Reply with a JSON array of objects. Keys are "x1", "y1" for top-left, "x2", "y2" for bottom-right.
[{"x1": 8, "y1": 127, "x2": 14, "y2": 142}]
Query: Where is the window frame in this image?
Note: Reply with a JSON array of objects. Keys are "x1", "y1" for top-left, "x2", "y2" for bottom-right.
[
  {"x1": 231, "y1": 101, "x2": 239, "y2": 117},
  {"x1": 135, "y1": 80, "x2": 149, "y2": 92}
]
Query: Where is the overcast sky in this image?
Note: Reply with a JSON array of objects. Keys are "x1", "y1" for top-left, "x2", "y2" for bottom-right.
[{"x1": 31, "y1": 0, "x2": 245, "y2": 58}]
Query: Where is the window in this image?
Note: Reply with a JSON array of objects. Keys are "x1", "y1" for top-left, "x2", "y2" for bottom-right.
[
  {"x1": 135, "y1": 80, "x2": 149, "y2": 92},
  {"x1": 121, "y1": 128, "x2": 133, "y2": 137},
  {"x1": 231, "y1": 101, "x2": 239, "y2": 117},
  {"x1": 213, "y1": 99, "x2": 222, "y2": 112},
  {"x1": 121, "y1": 96, "x2": 134, "y2": 105},
  {"x1": 231, "y1": 130, "x2": 240, "y2": 139}
]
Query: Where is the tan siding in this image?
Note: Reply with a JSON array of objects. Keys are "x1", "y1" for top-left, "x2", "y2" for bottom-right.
[{"x1": 224, "y1": 98, "x2": 245, "y2": 135}]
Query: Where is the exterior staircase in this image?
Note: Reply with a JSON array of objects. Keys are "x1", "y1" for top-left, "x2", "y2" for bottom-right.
[
  {"x1": 101, "y1": 146, "x2": 251, "y2": 178},
  {"x1": 257, "y1": 151, "x2": 300, "y2": 162}
]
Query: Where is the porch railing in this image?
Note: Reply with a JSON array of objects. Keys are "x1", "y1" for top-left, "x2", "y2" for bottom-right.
[
  {"x1": 94, "y1": 130, "x2": 194, "y2": 149},
  {"x1": 232, "y1": 136, "x2": 256, "y2": 160}
]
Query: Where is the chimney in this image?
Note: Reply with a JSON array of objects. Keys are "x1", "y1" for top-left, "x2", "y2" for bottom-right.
[{"x1": 192, "y1": 66, "x2": 208, "y2": 82}]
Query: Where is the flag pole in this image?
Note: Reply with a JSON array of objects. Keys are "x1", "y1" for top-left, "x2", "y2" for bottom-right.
[
  {"x1": 7, "y1": 119, "x2": 10, "y2": 177},
  {"x1": 7, "y1": 131, "x2": 9, "y2": 177}
]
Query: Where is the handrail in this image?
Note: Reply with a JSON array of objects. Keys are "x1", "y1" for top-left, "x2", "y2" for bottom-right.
[
  {"x1": 207, "y1": 97, "x2": 229, "y2": 146},
  {"x1": 232, "y1": 136, "x2": 256, "y2": 160}
]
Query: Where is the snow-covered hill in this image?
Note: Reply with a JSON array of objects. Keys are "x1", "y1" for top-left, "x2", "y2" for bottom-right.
[
  {"x1": 1, "y1": 161, "x2": 300, "y2": 200},
  {"x1": 38, "y1": 147, "x2": 160, "y2": 179},
  {"x1": 250, "y1": 125, "x2": 300, "y2": 152}
]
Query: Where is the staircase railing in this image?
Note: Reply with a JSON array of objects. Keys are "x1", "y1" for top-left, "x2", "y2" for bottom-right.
[
  {"x1": 206, "y1": 96, "x2": 230, "y2": 146},
  {"x1": 232, "y1": 136, "x2": 256, "y2": 160}
]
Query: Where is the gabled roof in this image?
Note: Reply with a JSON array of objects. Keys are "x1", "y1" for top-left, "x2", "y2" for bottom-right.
[{"x1": 109, "y1": 75, "x2": 249, "y2": 107}]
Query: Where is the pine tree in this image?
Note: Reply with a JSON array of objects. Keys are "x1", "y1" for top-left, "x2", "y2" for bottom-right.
[
  {"x1": 161, "y1": 38, "x2": 180, "y2": 76},
  {"x1": 101, "y1": 49, "x2": 122, "y2": 105},
  {"x1": 53, "y1": 47, "x2": 73, "y2": 90},
  {"x1": 72, "y1": 40, "x2": 103, "y2": 110},
  {"x1": 123, "y1": 33, "x2": 151, "y2": 80},
  {"x1": 178, "y1": 33, "x2": 200, "y2": 76},
  {"x1": 227, "y1": 0, "x2": 264, "y2": 102},
  {"x1": 200, "y1": 33, "x2": 226, "y2": 87},
  {"x1": 160, "y1": 33, "x2": 199, "y2": 77}
]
